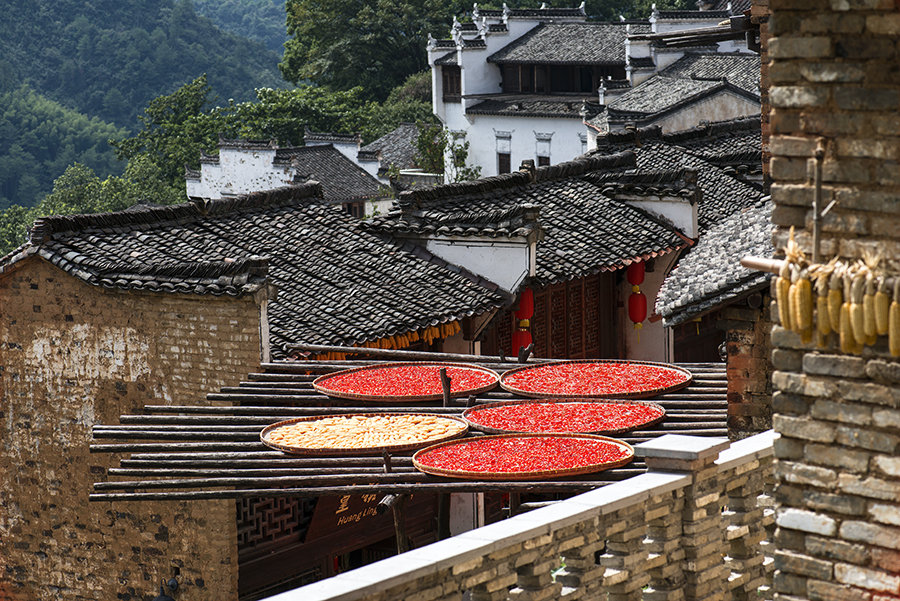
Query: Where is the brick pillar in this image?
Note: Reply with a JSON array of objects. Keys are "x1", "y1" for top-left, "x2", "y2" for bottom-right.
[
  {"x1": 637, "y1": 435, "x2": 731, "y2": 601},
  {"x1": 720, "y1": 299, "x2": 773, "y2": 439}
]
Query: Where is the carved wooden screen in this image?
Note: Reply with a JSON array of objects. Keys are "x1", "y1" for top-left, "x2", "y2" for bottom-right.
[
  {"x1": 549, "y1": 281, "x2": 568, "y2": 358},
  {"x1": 238, "y1": 497, "x2": 316, "y2": 557},
  {"x1": 531, "y1": 289, "x2": 551, "y2": 357},
  {"x1": 567, "y1": 279, "x2": 585, "y2": 357}
]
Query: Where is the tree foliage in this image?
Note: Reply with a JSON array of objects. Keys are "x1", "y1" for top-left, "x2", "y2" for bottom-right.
[
  {"x1": 192, "y1": 0, "x2": 289, "y2": 53},
  {"x1": 0, "y1": 85, "x2": 127, "y2": 210},
  {"x1": 281, "y1": 0, "x2": 471, "y2": 101},
  {"x1": 0, "y1": 159, "x2": 184, "y2": 257},
  {"x1": 0, "y1": 0, "x2": 284, "y2": 128}
]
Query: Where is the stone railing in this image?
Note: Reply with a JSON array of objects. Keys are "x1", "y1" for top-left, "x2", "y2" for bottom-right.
[{"x1": 266, "y1": 431, "x2": 777, "y2": 601}]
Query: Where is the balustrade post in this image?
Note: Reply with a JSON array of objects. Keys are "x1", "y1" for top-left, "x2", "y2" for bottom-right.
[
  {"x1": 599, "y1": 505, "x2": 650, "y2": 601},
  {"x1": 643, "y1": 488, "x2": 687, "y2": 601},
  {"x1": 721, "y1": 455, "x2": 770, "y2": 601},
  {"x1": 636, "y1": 435, "x2": 730, "y2": 601},
  {"x1": 555, "y1": 516, "x2": 606, "y2": 600}
]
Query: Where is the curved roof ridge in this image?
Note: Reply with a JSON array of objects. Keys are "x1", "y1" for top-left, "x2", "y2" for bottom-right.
[
  {"x1": 661, "y1": 116, "x2": 760, "y2": 144},
  {"x1": 29, "y1": 184, "x2": 323, "y2": 243},
  {"x1": 532, "y1": 150, "x2": 636, "y2": 182}
]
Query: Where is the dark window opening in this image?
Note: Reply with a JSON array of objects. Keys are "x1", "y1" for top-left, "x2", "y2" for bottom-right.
[
  {"x1": 537, "y1": 155, "x2": 550, "y2": 167},
  {"x1": 498, "y1": 152, "x2": 511, "y2": 174},
  {"x1": 442, "y1": 66, "x2": 461, "y2": 102}
]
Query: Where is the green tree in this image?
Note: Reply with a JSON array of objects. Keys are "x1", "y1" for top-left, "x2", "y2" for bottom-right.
[
  {"x1": 414, "y1": 123, "x2": 481, "y2": 183},
  {"x1": 280, "y1": 0, "x2": 471, "y2": 101}
]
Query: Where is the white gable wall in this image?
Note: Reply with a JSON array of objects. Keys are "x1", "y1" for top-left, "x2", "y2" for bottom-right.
[
  {"x1": 636, "y1": 91, "x2": 761, "y2": 134},
  {"x1": 185, "y1": 148, "x2": 294, "y2": 199}
]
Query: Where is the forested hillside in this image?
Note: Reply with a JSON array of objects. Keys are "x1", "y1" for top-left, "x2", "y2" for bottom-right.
[
  {"x1": 0, "y1": 0, "x2": 284, "y2": 128},
  {"x1": 193, "y1": 0, "x2": 288, "y2": 53},
  {"x1": 0, "y1": 86, "x2": 126, "y2": 210}
]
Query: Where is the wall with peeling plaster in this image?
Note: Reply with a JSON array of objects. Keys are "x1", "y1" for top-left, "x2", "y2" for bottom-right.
[{"x1": 0, "y1": 257, "x2": 264, "y2": 601}]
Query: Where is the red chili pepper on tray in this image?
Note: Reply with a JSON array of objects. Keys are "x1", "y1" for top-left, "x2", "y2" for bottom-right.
[
  {"x1": 466, "y1": 402, "x2": 663, "y2": 433},
  {"x1": 415, "y1": 436, "x2": 631, "y2": 474},
  {"x1": 319, "y1": 364, "x2": 496, "y2": 397},
  {"x1": 502, "y1": 362, "x2": 689, "y2": 397}
]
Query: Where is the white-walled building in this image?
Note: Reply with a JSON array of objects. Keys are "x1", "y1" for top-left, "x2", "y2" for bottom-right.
[
  {"x1": 427, "y1": 3, "x2": 759, "y2": 179},
  {"x1": 185, "y1": 139, "x2": 387, "y2": 217}
]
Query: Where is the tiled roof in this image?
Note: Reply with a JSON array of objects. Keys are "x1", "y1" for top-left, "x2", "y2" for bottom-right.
[
  {"x1": 507, "y1": 7, "x2": 587, "y2": 17},
  {"x1": 655, "y1": 10, "x2": 730, "y2": 19},
  {"x1": 607, "y1": 76, "x2": 725, "y2": 116},
  {"x1": 463, "y1": 37, "x2": 487, "y2": 48},
  {"x1": 304, "y1": 129, "x2": 361, "y2": 145},
  {"x1": 710, "y1": 0, "x2": 752, "y2": 13},
  {"x1": 359, "y1": 123, "x2": 419, "y2": 172},
  {"x1": 488, "y1": 22, "x2": 649, "y2": 65},
  {"x1": 362, "y1": 152, "x2": 691, "y2": 287},
  {"x1": 6, "y1": 187, "x2": 507, "y2": 358},
  {"x1": 434, "y1": 51, "x2": 458, "y2": 66},
  {"x1": 590, "y1": 118, "x2": 763, "y2": 233},
  {"x1": 433, "y1": 39, "x2": 456, "y2": 48},
  {"x1": 629, "y1": 56, "x2": 655, "y2": 69},
  {"x1": 488, "y1": 24, "x2": 508, "y2": 32},
  {"x1": 655, "y1": 197, "x2": 772, "y2": 326},
  {"x1": 271, "y1": 145, "x2": 384, "y2": 201},
  {"x1": 658, "y1": 52, "x2": 760, "y2": 95},
  {"x1": 467, "y1": 96, "x2": 596, "y2": 119}
]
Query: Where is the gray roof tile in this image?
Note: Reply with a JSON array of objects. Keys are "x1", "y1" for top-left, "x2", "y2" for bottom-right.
[
  {"x1": 488, "y1": 22, "x2": 649, "y2": 65},
  {"x1": 359, "y1": 123, "x2": 420, "y2": 172},
  {"x1": 658, "y1": 52, "x2": 760, "y2": 96},
  {"x1": 655, "y1": 197, "x2": 773, "y2": 325},
  {"x1": 9, "y1": 187, "x2": 506, "y2": 358},
  {"x1": 362, "y1": 152, "x2": 691, "y2": 287},
  {"x1": 590, "y1": 118, "x2": 763, "y2": 233}
]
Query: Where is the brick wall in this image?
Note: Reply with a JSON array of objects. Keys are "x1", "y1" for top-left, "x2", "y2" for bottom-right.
[
  {"x1": 720, "y1": 296, "x2": 774, "y2": 439},
  {"x1": 0, "y1": 257, "x2": 265, "y2": 600},
  {"x1": 768, "y1": 2, "x2": 900, "y2": 600}
]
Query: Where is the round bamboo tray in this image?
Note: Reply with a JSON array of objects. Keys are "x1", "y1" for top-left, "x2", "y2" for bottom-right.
[
  {"x1": 260, "y1": 413, "x2": 469, "y2": 456},
  {"x1": 412, "y1": 433, "x2": 634, "y2": 481},
  {"x1": 499, "y1": 359, "x2": 693, "y2": 399},
  {"x1": 462, "y1": 399, "x2": 666, "y2": 435},
  {"x1": 312, "y1": 361, "x2": 500, "y2": 403}
]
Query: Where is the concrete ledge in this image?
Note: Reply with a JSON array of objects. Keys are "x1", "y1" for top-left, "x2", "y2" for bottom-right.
[{"x1": 635, "y1": 434, "x2": 731, "y2": 461}]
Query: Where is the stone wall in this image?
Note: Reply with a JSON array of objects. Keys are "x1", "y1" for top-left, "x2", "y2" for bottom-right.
[
  {"x1": 721, "y1": 296, "x2": 774, "y2": 439},
  {"x1": 768, "y1": 2, "x2": 900, "y2": 600},
  {"x1": 0, "y1": 257, "x2": 265, "y2": 600}
]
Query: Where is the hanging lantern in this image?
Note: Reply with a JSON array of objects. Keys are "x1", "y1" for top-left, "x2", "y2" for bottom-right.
[
  {"x1": 515, "y1": 287, "x2": 534, "y2": 320},
  {"x1": 511, "y1": 319, "x2": 532, "y2": 354},
  {"x1": 628, "y1": 288, "x2": 647, "y2": 328},
  {"x1": 626, "y1": 261, "x2": 645, "y2": 286}
]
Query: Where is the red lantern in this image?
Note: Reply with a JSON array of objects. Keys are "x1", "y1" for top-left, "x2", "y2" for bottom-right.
[
  {"x1": 515, "y1": 287, "x2": 534, "y2": 320},
  {"x1": 626, "y1": 261, "x2": 645, "y2": 286},
  {"x1": 511, "y1": 327, "x2": 532, "y2": 354},
  {"x1": 628, "y1": 290, "x2": 647, "y2": 326}
]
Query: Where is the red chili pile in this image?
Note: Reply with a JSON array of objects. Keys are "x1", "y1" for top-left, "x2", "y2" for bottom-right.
[
  {"x1": 318, "y1": 364, "x2": 497, "y2": 398},
  {"x1": 415, "y1": 435, "x2": 631, "y2": 474},
  {"x1": 466, "y1": 401, "x2": 663, "y2": 433},
  {"x1": 502, "y1": 362, "x2": 689, "y2": 397}
]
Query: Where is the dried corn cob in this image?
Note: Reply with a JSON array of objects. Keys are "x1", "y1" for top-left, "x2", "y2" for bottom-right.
[
  {"x1": 849, "y1": 266, "x2": 867, "y2": 346},
  {"x1": 891, "y1": 278, "x2": 900, "y2": 357},
  {"x1": 863, "y1": 273, "x2": 877, "y2": 338},
  {"x1": 875, "y1": 276, "x2": 890, "y2": 336},
  {"x1": 840, "y1": 273, "x2": 861, "y2": 354},
  {"x1": 827, "y1": 265, "x2": 844, "y2": 331},
  {"x1": 813, "y1": 264, "x2": 832, "y2": 337},
  {"x1": 776, "y1": 260, "x2": 793, "y2": 330}
]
